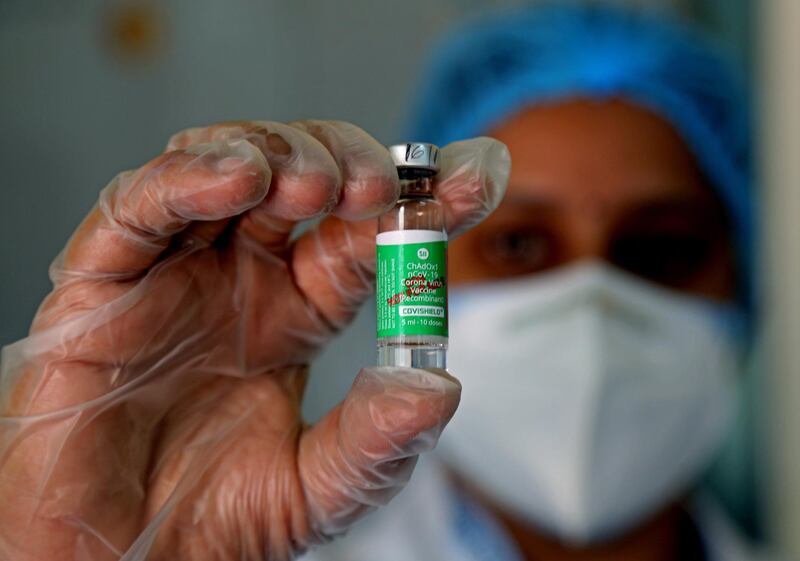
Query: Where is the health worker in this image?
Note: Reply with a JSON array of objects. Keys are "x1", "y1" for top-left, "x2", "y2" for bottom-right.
[{"x1": 305, "y1": 5, "x2": 777, "y2": 561}]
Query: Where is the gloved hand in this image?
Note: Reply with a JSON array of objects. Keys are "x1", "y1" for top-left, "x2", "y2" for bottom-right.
[{"x1": 0, "y1": 120, "x2": 510, "y2": 561}]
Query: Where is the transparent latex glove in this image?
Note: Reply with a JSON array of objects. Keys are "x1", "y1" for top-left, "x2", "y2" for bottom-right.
[{"x1": 0, "y1": 120, "x2": 510, "y2": 561}]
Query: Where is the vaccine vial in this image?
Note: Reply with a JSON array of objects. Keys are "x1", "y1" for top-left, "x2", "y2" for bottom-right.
[{"x1": 376, "y1": 143, "x2": 447, "y2": 369}]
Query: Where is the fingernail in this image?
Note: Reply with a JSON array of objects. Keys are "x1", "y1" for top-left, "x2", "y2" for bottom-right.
[
  {"x1": 184, "y1": 140, "x2": 268, "y2": 174},
  {"x1": 485, "y1": 139, "x2": 511, "y2": 193},
  {"x1": 216, "y1": 156, "x2": 248, "y2": 174},
  {"x1": 266, "y1": 132, "x2": 292, "y2": 156}
]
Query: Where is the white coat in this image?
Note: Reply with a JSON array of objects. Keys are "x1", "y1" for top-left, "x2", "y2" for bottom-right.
[{"x1": 301, "y1": 456, "x2": 782, "y2": 561}]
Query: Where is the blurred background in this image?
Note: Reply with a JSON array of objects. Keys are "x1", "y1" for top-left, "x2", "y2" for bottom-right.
[{"x1": 1, "y1": 0, "x2": 798, "y2": 556}]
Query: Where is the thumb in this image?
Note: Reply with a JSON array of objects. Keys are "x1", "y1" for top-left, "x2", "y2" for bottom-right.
[{"x1": 297, "y1": 366, "x2": 461, "y2": 540}]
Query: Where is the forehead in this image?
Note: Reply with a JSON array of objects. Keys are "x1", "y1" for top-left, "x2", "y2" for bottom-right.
[{"x1": 486, "y1": 99, "x2": 717, "y2": 209}]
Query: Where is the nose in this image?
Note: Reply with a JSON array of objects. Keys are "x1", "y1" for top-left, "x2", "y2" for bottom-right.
[{"x1": 558, "y1": 202, "x2": 614, "y2": 264}]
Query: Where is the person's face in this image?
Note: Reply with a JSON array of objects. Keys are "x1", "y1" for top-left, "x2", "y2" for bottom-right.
[{"x1": 449, "y1": 99, "x2": 736, "y2": 301}]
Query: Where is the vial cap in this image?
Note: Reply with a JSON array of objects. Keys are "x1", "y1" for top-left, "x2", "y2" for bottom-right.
[{"x1": 388, "y1": 142, "x2": 440, "y2": 173}]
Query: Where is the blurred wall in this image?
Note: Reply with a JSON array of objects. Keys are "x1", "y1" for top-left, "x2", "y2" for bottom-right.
[{"x1": 760, "y1": 0, "x2": 800, "y2": 556}]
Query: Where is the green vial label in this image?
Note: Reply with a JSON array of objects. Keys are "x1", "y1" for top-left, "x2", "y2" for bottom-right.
[{"x1": 376, "y1": 230, "x2": 448, "y2": 339}]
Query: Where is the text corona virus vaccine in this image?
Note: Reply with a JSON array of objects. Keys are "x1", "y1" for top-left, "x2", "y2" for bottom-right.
[{"x1": 377, "y1": 142, "x2": 447, "y2": 369}]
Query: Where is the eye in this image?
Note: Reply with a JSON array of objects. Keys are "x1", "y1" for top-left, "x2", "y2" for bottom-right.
[
  {"x1": 478, "y1": 226, "x2": 556, "y2": 277},
  {"x1": 610, "y1": 199, "x2": 732, "y2": 290},
  {"x1": 610, "y1": 231, "x2": 719, "y2": 288}
]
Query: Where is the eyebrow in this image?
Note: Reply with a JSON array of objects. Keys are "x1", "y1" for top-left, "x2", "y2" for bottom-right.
[
  {"x1": 502, "y1": 186, "x2": 725, "y2": 211},
  {"x1": 630, "y1": 196, "x2": 729, "y2": 217},
  {"x1": 501, "y1": 190, "x2": 561, "y2": 209}
]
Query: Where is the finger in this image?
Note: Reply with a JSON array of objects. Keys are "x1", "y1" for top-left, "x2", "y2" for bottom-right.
[
  {"x1": 298, "y1": 366, "x2": 461, "y2": 539},
  {"x1": 59, "y1": 140, "x2": 270, "y2": 281},
  {"x1": 169, "y1": 122, "x2": 343, "y2": 249},
  {"x1": 291, "y1": 137, "x2": 510, "y2": 328},
  {"x1": 436, "y1": 137, "x2": 512, "y2": 237},
  {"x1": 170, "y1": 121, "x2": 400, "y2": 250},
  {"x1": 293, "y1": 217, "x2": 377, "y2": 330},
  {"x1": 288, "y1": 120, "x2": 400, "y2": 221}
]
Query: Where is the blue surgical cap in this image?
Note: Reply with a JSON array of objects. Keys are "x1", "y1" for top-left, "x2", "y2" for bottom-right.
[{"x1": 406, "y1": 4, "x2": 754, "y2": 314}]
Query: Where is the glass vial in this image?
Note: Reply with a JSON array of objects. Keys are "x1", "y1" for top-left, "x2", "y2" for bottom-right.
[{"x1": 376, "y1": 143, "x2": 447, "y2": 369}]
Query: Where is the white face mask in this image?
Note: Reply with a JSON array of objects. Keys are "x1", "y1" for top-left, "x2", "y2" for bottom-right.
[{"x1": 441, "y1": 262, "x2": 741, "y2": 544}]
